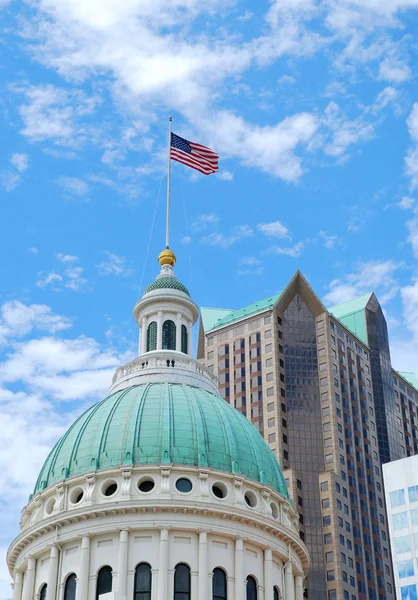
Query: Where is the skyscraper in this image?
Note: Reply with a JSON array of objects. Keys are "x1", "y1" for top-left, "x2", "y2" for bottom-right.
[{"x1": 198, "y1": 270, "x2": 411, "y2": 600}]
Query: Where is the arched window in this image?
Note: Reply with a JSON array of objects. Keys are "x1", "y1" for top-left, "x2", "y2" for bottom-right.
[
  {"x1": 181, "y1": 324, "x2": 188, "y2": 354},
  {"x1": 162, "y1": 320, "x2": 176, "y2": 351},
  {"x1": 134, "y1": 563, "x2": 152, "y2": 600},
  {"x1": 246, "y1": 576, "x2": 257, "y2": 600},
  {"x1": 174, "y1": 563, "x2": 190, "y2": 600},
  {"x1": 96, "y1": 566, "x2": 112, "y2": 599},
  {"x1": 64, "y1": 574, "x2": 77, "y2": 600},
  {"x1": 147, "y1": 321, "x2": 157, "y2": 352},
  {"x1": 273, "y1": 586, "x2": 280, "y2": 600},
  {"x1": 213, "y1": 568, "x2": 227, "y2": 600},
  {"x1": 40, "y1": 584, "x2": 47, "y2": 600}
]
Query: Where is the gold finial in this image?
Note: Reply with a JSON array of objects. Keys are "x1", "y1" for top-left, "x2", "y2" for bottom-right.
[{"x1": 158, "y1": 248, "x2": 176, "y2": 267}]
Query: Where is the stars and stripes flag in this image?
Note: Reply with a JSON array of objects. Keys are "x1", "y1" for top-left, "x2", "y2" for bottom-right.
[{"x1": 170, "y1": 132, "x2": 219, "y2": 175}]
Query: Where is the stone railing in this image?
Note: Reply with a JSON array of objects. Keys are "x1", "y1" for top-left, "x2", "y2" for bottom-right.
[{"x1": 111, "y1": 351, "x2": 218, "y2": 387}]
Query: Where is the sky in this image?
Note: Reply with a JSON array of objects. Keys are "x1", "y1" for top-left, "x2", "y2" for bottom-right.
[{"x1": 1, "y1": 0, "x2": 418, "y2": 595}]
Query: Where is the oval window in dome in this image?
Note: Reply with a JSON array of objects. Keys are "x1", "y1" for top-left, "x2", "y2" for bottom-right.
[
  {"x1": 176, "y1": 478, "x2": 193, "y2": 493},
  {"x1": 138, "y1": 477, "x2": 155, "y2": 493}
]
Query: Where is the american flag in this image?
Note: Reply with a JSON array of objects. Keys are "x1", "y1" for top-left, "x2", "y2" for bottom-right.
[{"x1": 170, "y1": 132, "x2": 219, "y2": 175}]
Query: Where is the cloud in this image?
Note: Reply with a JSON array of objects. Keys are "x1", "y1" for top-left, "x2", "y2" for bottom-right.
[
  {"x1": 97, "y1": 252, "x2": 133, "y2": 276},
  {"x1": 28, "y1": 246, "x2": 39, "y2": 254},
  {"x1": 217, "y1": 171, "x2": 234, "y2": 181},
  {"x1": 36, "y1": 254, "x2": 87, "y2": 291},
  {"x1": 16, "y1": 84, "x2": 97, "y2": 145},
  {"x1": 258, "y1": 221, "x2": 290, "y2": 239},
  {"x1": 191, "y1": 214, "x2": 220, "y2": 230},
  {"x1": 378, "y1": 54, "x2": 411, "y2": 83},
  {"x1": 323, "y1": 102, "x2": 375, "y2": 158},
  {"x1": 181, "y1": 236, "x2": 191, "y2": 245},
  {"x1": 0, "y1": 301, "x2": 71, "y2": 346},
  {"x1": 319, "y1": 230, "x2": 340, "y2": 249},
  {"x1": 279, "y1": 75, "x2": 296, "y2": 85},
  {"x1": 406, "y1": 105, "x2": 418, "y2": 190},
  {"x1": 238, "y1": 256, "x2": 263, "y2": 276},
  {"x1": 10, "y1": 153, "x2": 29, "y2": 173},
  {"x1": 399, "y1": 197, "x2": 415, "y2": 210},
  {"x1": 323, "y1": 259, "x2": 401, "y2": 305},
  {"x1": 202, "y1": 225, "x2": 253, "y2": 249},
  {"x1": 57, "y1": 177, "x2": 90, "y2": 200},
  {"x1": 270, "y1": 241, "x2": 305, "y2": 257}
]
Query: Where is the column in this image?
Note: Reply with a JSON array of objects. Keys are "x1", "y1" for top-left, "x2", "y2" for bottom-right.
[
  {"x1": 235, "y1": 539, "x2": 244, "y2": 600},
  {"x1": 46, "y1": 545, "x2": 59, "y2": 599},
  {"x1": 198, "y1": 532, "x2": 208, "y2": 600},
  {"x1": 264, "y1": 549, "x2": 273, "y2": 600},
  {"x1": 76, "y1": 536, "x2": 90, "y2": 600},
  {"x1": 285, "y1": 563, "x2": 295, "y2": 600},
  {"x1": 141, "y1": 317, "x2": 147, "y2": 354},
  {"x1": 21, "y1": 557, "x2": 35, "y2": 600},
  {"x1": 176, "y1": 313, "x2": 182, "y2": 352},
  {"x1": 187, "y1": 323, "x2": 193, "y2": 356},
  {"x1": 117, "y1": 530, "x2": 129, "y2": 597},
  {"x1": 157, "y1": 312, "x2": 163, "y2": 351},
  {"x1": 157, "y1": 529, "x2": 169, "y2": 600},
  {"x1": 12, "y1": 572, "x2": 23, "y2": 600},
  {"x1": 295, "y1": 575, "x2": 303, "y2": 600}
]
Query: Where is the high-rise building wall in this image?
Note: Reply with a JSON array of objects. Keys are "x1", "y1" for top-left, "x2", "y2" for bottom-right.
[
  {"x1": 198, "y1": 272, "x2": 399, "y2": 600},
  {"x1": 383, "y1": 455, "x2": 418, "y2": 600}
]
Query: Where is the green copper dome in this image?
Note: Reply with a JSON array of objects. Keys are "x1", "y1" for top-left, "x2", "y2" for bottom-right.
[
  {"x1": 34, "y1": 383, "x2": 288, "y2": 498},
  {"x1": 143, "y1": 277, "x2": 190, "y2": 297}
]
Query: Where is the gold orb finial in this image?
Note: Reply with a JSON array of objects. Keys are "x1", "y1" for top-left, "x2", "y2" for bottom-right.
[{"x1": 158, "y1": 248, "x2": 176, "y2": 267}]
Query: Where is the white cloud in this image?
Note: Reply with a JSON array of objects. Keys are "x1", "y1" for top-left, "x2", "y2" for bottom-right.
[
  {"x1": 1, "y1": 171, "x2": 21, "y2": 192},
  {"x1": 57, "y1": 177, "x2": 90, "y2": 200},
  {"x1": 406, "y1": 104, "x2": 418, "y2": 189},
  {"x1": 191, "y1": 214, "x2": 220, "y2": 230},
  {"x1": 181, "y1": 236, "x2": 191, "y2": 245},
  {"x1": 399, "y1": 196, "x2": 415, "y2": 210},
  {"x1": 10, "y1": 153, "x2": 29, "y2": 173},
  {"x1": 36, "y1": 255, "x2": 87, "y2": 291},
  {"x1": 0, "y1": 301, "x2": 71, "y2": 346},
  {"x1": 323, "y1": 102, "x2": 375, "y2": 158},
  {"x1": 202, "y1": 225, "x2": 253, "y2": 249},
  {"x1": 238, "y1": 256, "x2": 263, "y2": 275},
  {"x1": 217, "y1": 171, "x2": 234, "y2": 181},
  {"x1": 97, "y1": 252, "x2": 133, "y2": 276},
  {"x1": 258, "y1": 221, "x2": 290, "y2": 239},
  {"x1": 278, "y1": 75, "x2": 296, "y2": 85},
  {"x1": 28, "y1": 246, "x2": 39, "y2": 254},
  {"x1": 319, "y1": 230, "x2": 340, "y2": 249},
  {"x1": 270, "y1": 241, "x2": 305, "y2": 257},
  {"x1": 16, "y1": 84, "x2": 97, "y2": 145},
  {"x1": 324, "y1": 259, "x2": 401, "y2": 305},
  {"x1": 378, "y1": 54, "x2": 411, "y2": 83}
]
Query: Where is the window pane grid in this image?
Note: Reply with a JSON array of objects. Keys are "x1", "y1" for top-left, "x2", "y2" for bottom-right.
[
  {"x1": 147, "y1": 322, "x2": 157, "y2": 352},
  {"x1": 162, "y1": 320, "x2": 176, "y2": 351}
]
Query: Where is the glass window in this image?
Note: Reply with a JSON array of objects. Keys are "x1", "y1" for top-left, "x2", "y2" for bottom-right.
[
  {"x1": 40, "y1": 585, "x2": 47, "y2": 600},
  {"x1": 134, "y1": 563, "x2": 152, "y2": 600},
  {"x1": 96, "y1": 566, "x2": 112, "y2": 599},
  {"x1": 174, "y1": 564, "x2": 191, "y2": 600},
  {"x1": 396, "y1": 536, "x2": 412, "y2": 554},
  {"x1": 64, "y1": 574, "x2": 77, "y2": 600},
  {"x1": 409, "y1": 486, "x2": 418, "y2": 503},
  {"x1": 213, "y1": 568, "x2": 227, "y2": 600},
  {"x1": 162, "y1": 320, "x2": 176, "y2": 350},
  {"x1": 181, "y1": 325, "x2": 188, "y2": 354},
  {"x1": 273, "y1": 588, "x2": 280, "y2": 600},
  {"x1": 391, "y1": 489, "x2": 406, "y2": 507},
  {"x1": 412, "y1": 510, "x2": 418, "y2": 526},
  {"x1": 393, "y1": 512, "x2": 409, "y2": 530},
  {"x1": 146, "y1": 321, "x2": 157, "y2": 352},
  {"x1": 401, "y1": 585, "x2": 418, "y2": 600},
  {"x1": 246, "y1": 576, "x2": 257, "y2": 600},
  {"x1": 399, "y1": 560, "x2": 415, "y2": 579}
]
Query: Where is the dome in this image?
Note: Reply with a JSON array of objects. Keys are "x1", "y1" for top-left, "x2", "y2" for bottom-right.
[
  {"x1": 143, "y1": 276, "x2": 190, "y2": 297},
  {"x1": 34, "y1": 382, "x2": 288, "y2": 498}
]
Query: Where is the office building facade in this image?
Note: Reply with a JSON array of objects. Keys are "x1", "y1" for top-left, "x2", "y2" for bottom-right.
[{"x1": 198, "y1": 271, "x2": 414, "y2": 600}]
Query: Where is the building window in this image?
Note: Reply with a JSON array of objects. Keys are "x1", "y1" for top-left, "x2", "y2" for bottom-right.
[
  {"x1": 64, "y1": 574, "x2": 77, "y2": 600},
  {"x1": 174, "y1": 564, "x2": 191, "y2": 600},
  {"x1": 212, "y1": 568, "x2": 227, "y2": 600},
  {"x1": 146, "y1": 321, "x2": 157, "y2": 352},
  {"x1": 181, "y1": 325, "x2": 188, "y2": 354},
  {"x1": 393, "y1": 512, "x2": 409, "y2": 530},
  {"x1": 246, "y1": 576, "x2": 257, "y2": 600},
  {"x1": 409, "y1": 486, "x2": 418, "y2": 503},
  {"x1": 391, "y1": 489, "x2": 406, "y2": 507},
  {"x1": 134, "y1": 563, "x2": 152, "y2": 600},
  {"x1": 273, "y1": 588, "x2": 280, "y2": 600},
  {"x1": 395, "y1": 536, "x2": 412, "y2": 554},
  {"x1": 400, "y1": 585, "x2": 418, "y2": 600},
  {"x1": 40, "y1": 585, "x2": 47, "y2": 600},
  {"x1": 96, "y1": 567, "x2": 112, "y2": 599},
  {"x1": 162, "y1": 320, "x2": 176, "y2": 350},
  {"x1": 399, "y1": 560, "x2": 415, "y2": 579}
]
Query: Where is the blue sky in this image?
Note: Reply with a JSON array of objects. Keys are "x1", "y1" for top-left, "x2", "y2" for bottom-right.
[{"x1": 1, "y1": 0, "x2": 418, "y2": 594}]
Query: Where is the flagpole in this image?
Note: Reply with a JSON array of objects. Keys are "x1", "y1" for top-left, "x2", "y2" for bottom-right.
[{"x1": 166, "y1": 115, "x2": 173, "y2": 249}]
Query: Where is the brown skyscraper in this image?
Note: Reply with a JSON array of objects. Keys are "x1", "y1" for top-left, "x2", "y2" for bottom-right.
[{"x1": 198, "y1": 271, "x2": 404, "y2": 600}]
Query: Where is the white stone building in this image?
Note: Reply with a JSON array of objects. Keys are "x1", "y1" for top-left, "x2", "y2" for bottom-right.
[
  {"x1": 7, "y1": 249, "x2": 309, "y2": 600},
  {"x1": 383, "y1": 455, "x2": 418, "y2": 600}
]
